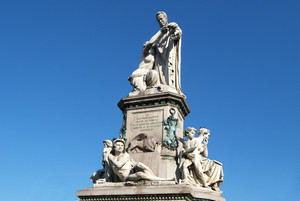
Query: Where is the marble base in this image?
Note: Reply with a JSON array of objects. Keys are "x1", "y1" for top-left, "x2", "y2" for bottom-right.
[
  {"x1": 77, "y1": 183, "x2": 226, "y2": 201},
  {"x1": 117, "y1": 92, "x2": 190, "y2": 179}
]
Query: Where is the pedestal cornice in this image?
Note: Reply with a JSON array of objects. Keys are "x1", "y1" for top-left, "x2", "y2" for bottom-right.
[
  {"x1": 77, "y1": 184, "x2": 225, "y2": 201},
  {"x1": 118, "y1": 92, "x2": 190, "y2": 118}
]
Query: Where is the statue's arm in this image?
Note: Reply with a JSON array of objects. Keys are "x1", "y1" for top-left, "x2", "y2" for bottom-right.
[
  {"x1": 202, "y1": 137, "x2": 209, "y2": 157},
  {"x1": 143, "y1": 29, "x2": 163, "y2": 56},
  {"x1": 108, "y1": 153, "x2": 130, "y2": 169},
  {"x1": 148, "y1": 28, "x2": 164, "y2": 44},
  {"x1": 184, "y1": 139, "x2": 198, "y2": 153},
  {"x1": 168, "y1": 22, "x2": 182, "y2": 40},
  {"x1": 201, "y1": 144, "x2": 208, "y2": 158},
  {"x1": 185, "y1": 146, "x2": 197, "y2": 153},
  {"x1": 178, "y1": 137, "x2": 185, "y2": 144}
]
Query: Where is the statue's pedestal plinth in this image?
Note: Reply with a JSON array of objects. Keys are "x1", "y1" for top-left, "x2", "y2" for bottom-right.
[
  {"x1": 118, "y1": 92, "x2": 190, "y2": 179},
  {"x1": 77, "y1": 92, "x2": 226, "y2": 201},
  {"x1": 76, "y1": 183, "x2": 226, "y2": 201}
]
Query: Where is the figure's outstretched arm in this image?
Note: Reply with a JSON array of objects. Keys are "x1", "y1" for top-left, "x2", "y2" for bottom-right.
[
  {"x1": 178, "y1": 137, "x2": 187, "y2": 148},
  {"x1": 142, "y1": 28, "x2": 164, "y2": 56}
]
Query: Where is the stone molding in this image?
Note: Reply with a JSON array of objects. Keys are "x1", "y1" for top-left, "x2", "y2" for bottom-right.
[
  {"x1": 77, "y1": 184, "x2": 225, "y2": 201},
  {"x1": 78, "y1": 195, "x2": 208, "y2": 201},
  {"x1": 118, "y1": 92, "x2": 190, "y2": 118}
]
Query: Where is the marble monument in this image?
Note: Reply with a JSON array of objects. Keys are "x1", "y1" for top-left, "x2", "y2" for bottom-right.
[{"x1": 77, "y1": 11, "x2": 225, "y2": 201}]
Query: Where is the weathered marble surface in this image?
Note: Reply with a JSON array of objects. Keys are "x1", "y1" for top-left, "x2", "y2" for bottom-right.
[
  {"x1": 82, "y1": 10, "x2": 225, "y2": 201},
  {"x1": 77, "y1": 184, "x2": 226, "y2": 201},
  {"x1": 179, "y1": 127, "x2": 224, "y2": 193},
  {"x1": 91, "y1": 125, "x2": 224, "y2": 195},
  {"x1": 118, "y1": 92, "x2": 188, "y2": 178},
  {"x1": 129, "y1": 11, "x2": 182, "y2": 96},
  {"x1": 91, "y1": 138, "x2": 173, "y2": 183}
]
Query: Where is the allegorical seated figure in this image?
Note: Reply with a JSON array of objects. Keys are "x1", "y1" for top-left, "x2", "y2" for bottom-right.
[
  {"x1": 102, "y1": 138, "x2": 173, "y2": 182},
  {"x1": 129, "y1": 11, "x2": 182, "y2": 96},
  {"x1": 179, "y1": 127, "x2": 224, "y2": 193},
  {"x1": 90, "y1": 140, "x2": 113, "y2": 183}
]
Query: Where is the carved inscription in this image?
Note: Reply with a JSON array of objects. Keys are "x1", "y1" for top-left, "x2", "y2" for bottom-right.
[{"x1": 132, "y1": 113, "x2": 162, "y2": 132}]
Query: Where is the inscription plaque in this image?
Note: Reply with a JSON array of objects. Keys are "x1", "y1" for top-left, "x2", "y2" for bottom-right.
[{"x1": 128, "y1": 109, "x2": 164, "y2": 143}]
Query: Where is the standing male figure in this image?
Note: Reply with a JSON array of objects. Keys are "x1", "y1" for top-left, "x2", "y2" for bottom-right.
[
  {"x1": 129, "y1": 11, "x2": 182, "y2": 95},
  {"x1": 153, "y1": 11, "x2": 182, "y2": 92}
]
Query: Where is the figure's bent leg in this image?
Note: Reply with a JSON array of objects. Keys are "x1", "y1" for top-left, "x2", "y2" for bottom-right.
[
  {"x1": 193, "y1": 159, "x2": 208, "y2": 187},
  {"x1": 179, "y1": 159, "x2": 192, "y2": 184},
  {"x1": 182, "y1": 161, "x2": 189, "y2": 181},
  {"x1": 126, "y1": 162, "x2": 174, "y2": 181},
  {"x1": 129, "y1": 76, "x2": 147, "y2": 91},
  {"x1": 145, "y1": 70, "x2": 159, "y2": 87}
]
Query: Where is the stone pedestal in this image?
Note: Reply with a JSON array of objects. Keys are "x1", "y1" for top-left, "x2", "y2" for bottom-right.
[
  {"x1": 118, "y1": 92, "x2": 190, "y2": 179},
  {"x1": 78, "y1": 93, "x2": 226, "y2": 201},
  {"x1": 76, "y1": 183, "x2": 226, "y2": 201}
]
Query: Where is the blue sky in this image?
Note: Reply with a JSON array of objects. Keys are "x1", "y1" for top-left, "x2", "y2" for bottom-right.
[{"x1": 0, "y1": 0, "x2": 299, "y2": 201}]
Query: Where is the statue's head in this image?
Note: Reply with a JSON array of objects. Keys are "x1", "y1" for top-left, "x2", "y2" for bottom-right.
[
  {"x1": 198, "y1": 127, "x2": 210, "y2": 139},
  {"x1": 113, "y1": 138, "x2": 126, "y2": 153},
  {"x1": 156, "y1": 11, "x2": 168, "y2": 27},
  {"x1": 184, "y1": 127, "x2": 197, "y2": 139},
  {"x1": 103, "y1": 140, "x2": 113, "y2": 148}
]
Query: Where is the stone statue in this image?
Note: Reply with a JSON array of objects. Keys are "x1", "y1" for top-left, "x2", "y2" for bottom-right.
[
  {"x1": 107, "y1": 138, "x2": 173, "y2": 182},
  {"x1": 102, "y1": 140, "x2": 113, "y2": 181},
  {"x1": 178, "y1": 127, "x2": 207, "y2": 187},
  {"x1": 90, "y1": 140, "x2": 113, "y2": 183},
  {"x1": 179, "y1": 127, "x2": 224, "y2": 193},
  {"x1": 82, "y1": 11, "x2": 226, "y2": 201},
  {"x1": 129, "y1": 11, "x2": 182, "y2": 96}
]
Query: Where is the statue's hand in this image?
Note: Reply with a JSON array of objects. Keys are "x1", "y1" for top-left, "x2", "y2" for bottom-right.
[
  {"x1": 171, "y1": 32, "x2": 180, "y2": 40},
  {"x1": 161, "y1": 26, "x2": 168, "y2": 34},
  {"x1": 168, "y1": 22, "x2": 178, "y2": 28}
]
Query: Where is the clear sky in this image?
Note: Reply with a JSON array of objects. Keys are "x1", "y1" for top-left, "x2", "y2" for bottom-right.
[{"x1": 0, "y1": 0, "x2": 299, "y2": 201}]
